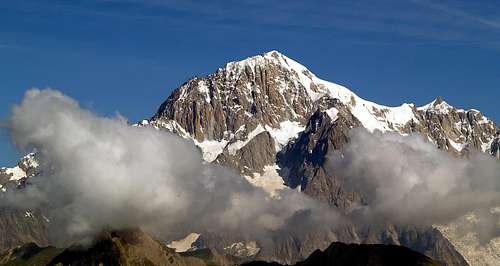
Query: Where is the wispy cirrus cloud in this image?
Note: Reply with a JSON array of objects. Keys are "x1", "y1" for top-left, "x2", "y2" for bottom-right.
[
  {"x1": 3, "y1": 0, "x2": 500, "y2": 47},
  {"x1": 84, "y1": 0, "x2": 500, "y2": 44},
  {"x1": 413, "y1": 0, "x2": 500, "y2": 30},
  {"x1": 0, "y1": 42, "x2": 25, "y2": 50}
]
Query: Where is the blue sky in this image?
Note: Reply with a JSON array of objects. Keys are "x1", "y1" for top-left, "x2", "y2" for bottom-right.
[{"x1": 1, "y1": 0, "x2": 500, "y2": 165}]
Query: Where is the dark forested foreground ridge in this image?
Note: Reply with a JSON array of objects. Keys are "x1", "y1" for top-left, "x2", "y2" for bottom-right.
[
  {"x1": 243, "y1": 242, "x2": 442, "y2": 266},
  {"x1": 0, "y1": 228, "x2": 442, "y2": 266}
]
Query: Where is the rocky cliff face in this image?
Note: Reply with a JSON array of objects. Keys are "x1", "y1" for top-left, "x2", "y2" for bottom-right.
[
  {"x1": 413, "y1": 97, "x2": 497, "y2": 155},
  {"x1": 277, "y1": 100, "x2": 364, "y2": 209},
  {"x1": 147, "y1": 51, "x2": 316, "y2": 178},
  {"x1": 0, "y1": 153, "x2": 49, "y2": 252},
  {"x1": 257, "y1": 224, "x2": 467, "y2": 265},
  {"x1": 0, "y1": 153, "x2": 39, "y2": 190},
  {"x1": 491, "y1": 132, "x2": 500, "y2": 158},
  {"x1": 0, "y1": 208, "x2": 49, "y2": 252}
]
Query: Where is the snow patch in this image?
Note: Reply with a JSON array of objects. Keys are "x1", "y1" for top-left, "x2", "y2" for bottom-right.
[
  {"x1": 193, "y1": 139, "x2": 228, "y2": 162},
  {"x1": 197, "y1": 80, "x2": 211, "y2": 103},
  {"x1": 5, "y1": 166, "x2": 27, "y2": 181},
  {"x1": 167, "y1": 233, "x2": 201, "y2": 252},
  {"x1": 325, "y1": 108, "x2": 339, "y2": 121},
  {"x1": 155, "y1": 120, "x2": 190, "y2": 138},
  {"x1": 418, "y1": 99, "x2": 464, "y2": 114},
  {"x1": 418, "y1": 99, "x2": 438, "y2": 111},
  {"x1": 152, "y1": 120, "x2": 229, "y2": 162},
  {"x1": 227, "y1": 124, "x2": 265, "y2": 155},
  {"x1": 224, "y1": 241, "x2": 260, "y2": 257},
  {"x1": 24, "y1": 211, "x2": 34, "y2": 218},
  {"x1": 484, "y1": 137, "x2": 495, "y2": 153},
  {"x1": 244, "y1": 165, "x2": 286, "y2": 197},
  {"x1": 265, "y1": 121, "x2": 304, "y2": 151},
  {"x1": 303, "y1": 76, "x2": 417, "y2": 132},
  {"x1": 23, "y1": 153, "x2": 39, "y2": 168},
  {"x1": 448, "y1": 138, "x2": 465, "y2": 152}
]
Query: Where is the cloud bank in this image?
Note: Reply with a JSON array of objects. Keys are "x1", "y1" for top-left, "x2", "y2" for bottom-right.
[
  {"x1": 4, "y1": 89, "x2": 499, "y2": 246},
  {"x1": 5, "y1": 89, "x2": 339, "y2": 244},
  {"x1": 328, "y1": 128, "x2": 500, "y2": 243}
]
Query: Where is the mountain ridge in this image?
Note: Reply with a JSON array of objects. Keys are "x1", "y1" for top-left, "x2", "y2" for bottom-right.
[{"x1": 0, "y1": 228, "x2": 444, "y2": 266}]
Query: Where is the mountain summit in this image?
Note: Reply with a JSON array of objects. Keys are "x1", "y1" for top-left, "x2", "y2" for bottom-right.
[{"x1": 144, "y1": 51, "x2": 497, "y2": 183}]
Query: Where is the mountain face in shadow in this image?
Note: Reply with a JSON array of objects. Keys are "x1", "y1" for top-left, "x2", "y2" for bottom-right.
[
  {"x1": 243, "y1": 242, "x2": 442, "y2": 266},
  {"x1": 0, "y1": 228, "x2": 443, "y2": 266}
]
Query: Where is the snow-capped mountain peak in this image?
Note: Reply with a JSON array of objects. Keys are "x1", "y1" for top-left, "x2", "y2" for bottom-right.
[
  {"x1": 145, "y1": 51, "x2": 497, "y2": 199},
  {"x1": 223, "y1": 50, "x2": 311, "y2": 75},
  {"x1": 149, "y1": 51, "x2": 497, "y2": 161},
  {"x1": 418, "y1": 96, "x2": 456, "y2": 113},
  {"x1": 222, "y1": 51, "x2": 425, "y2": 133},
  {"x1": 0, "y1": 152, "x2": 39, "y2": 192}
]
